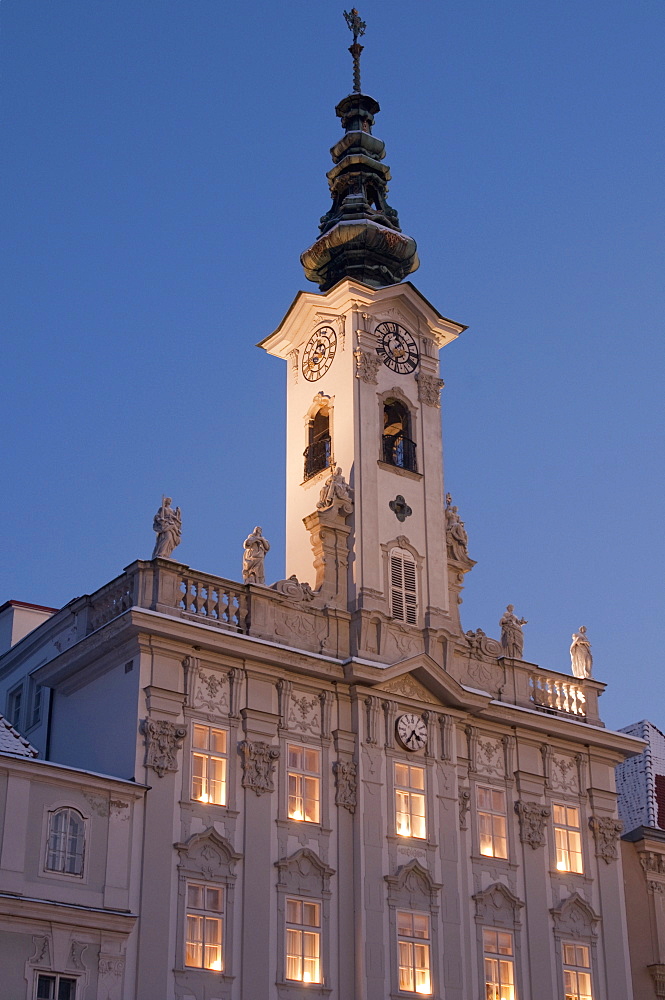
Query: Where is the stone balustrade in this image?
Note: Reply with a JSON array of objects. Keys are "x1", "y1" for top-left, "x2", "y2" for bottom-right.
[{"x1": 529, "y1": 672, "x2": 586, "y2": 717}]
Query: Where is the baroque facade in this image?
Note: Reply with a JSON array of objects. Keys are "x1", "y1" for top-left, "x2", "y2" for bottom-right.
[{"x1": 0, "y1": 20, "x2": 640, "y2": 1000}]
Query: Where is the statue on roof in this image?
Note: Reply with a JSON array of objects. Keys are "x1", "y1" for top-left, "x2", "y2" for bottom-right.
[
  {"x1": 317, "y1": 467, "x2": 354, "y2": 514},
  {"x1": 570, "y1": 626, "x2": 593, "y2": 679},
  {"x1": 243, "y1": 526, "x2": 270, "y2": 585},
  {"x1": 500, "y1": 605, "x2": 528, "y2": 659},
  {"x1": 152, "y1": 497, "x2": 182, "y2": 559},
  {"x1": 445, "y1": 493, "x2": 470, "y2": 562}
]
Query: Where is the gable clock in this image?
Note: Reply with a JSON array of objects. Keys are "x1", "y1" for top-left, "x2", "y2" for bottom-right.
[
  {"x1": 396, "y1": 712, "x2": 428, "y2": 752},
  {"x1": 302, "y1": 326, "x2": 337, "y2": 381},
  {"x1": 375, "y1": 321, "x2": 420, "y2": 374}
]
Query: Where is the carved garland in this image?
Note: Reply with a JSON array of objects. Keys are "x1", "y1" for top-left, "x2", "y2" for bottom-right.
[{"x1": 333, "y1": 760, "x2": 357, "y2": 813}]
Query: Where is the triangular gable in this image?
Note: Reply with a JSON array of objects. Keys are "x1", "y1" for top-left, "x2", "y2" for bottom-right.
[
  {"x1": 355, "y1": 653, "x2": 489, "y2": 712},
  {"x1": 376, "y1": 673, "x2": 440, "y2": 706}
]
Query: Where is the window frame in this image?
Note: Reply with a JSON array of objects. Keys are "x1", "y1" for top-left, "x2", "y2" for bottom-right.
[
  {"x1": 6, "y1": 682, "x2": 24, "y2": 730},
  {"x1": 34, "y1": 972, "x2": 79, "y2": 1000},
  {"x1": 190, "y1": 722, "x2": 228, "y2": 807},
  {"x1": 184, "y1": 879, "x2": 225, "y2": 972},
  {"x1": 394, "y1": 760, "x2": 427, "y2": 841},
  {"x1": 483, "y1": 927, "x2": 516, "y2": 1000},
  {"x1": 287, "y1": 743, "x2": 321, "y2": 824},
  {"x1": 552, "y1": 802, "x2": 584, "y2": 874},
  {"x1": 562, "y1": 941, "x2": 594, "y2": 1000},
  {"x1": 389, "y1": 547, "x2": 418, "y2": 626},
  {"x1": 476, "y1": 785, "x2": 509, "y2": 860},
  {"x1": 284, "y1": 895, "x2": 323, "y2": 985},
  {"x1": 44, "y1": 806, "x2": 86, "y2": 878},
  {"x1": 396, "y1": 908, "x2": 432, "y2": 995}
]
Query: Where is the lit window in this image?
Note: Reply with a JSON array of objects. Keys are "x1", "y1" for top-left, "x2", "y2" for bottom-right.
[
  {"x1": 390, "y1": 549, "x2": 418, "y2": 625},
  {"x1": 185, "y1": 882, "x2": 223, "y2": 971},
  {"x1": 287, "y1": 745, "x2": 320, "y2": 823},
  {"x1": 395, "y1": 762, "x2": 426, "y2": 840},
  {"x1": 477, "y1": 787, "x2": 508, "y2": 859},
  {"x1": 553, "y1": 804, "x2": 583, "y2": 873},
  {"x1": 191, "y1": 724, "x2": 227, "y2": 806},
  {"x1": 45, "y1": 808, "x2": 85, "y2": 876},
  {"x1": 35, "y1": 973, "x2": 77, "y2": 999},
  {"x1": 562, "y1": 942, "x2": 593, "y2": 1000},
  {"x1": 483, "y1": 928, "x2": 516, "y2": 1000},
  {"x1": 397, "y1": 910, "x2": 431, "y2": 995},
  {"x1": 285, "y1": 898, "x2": 321, "y2": 984}
]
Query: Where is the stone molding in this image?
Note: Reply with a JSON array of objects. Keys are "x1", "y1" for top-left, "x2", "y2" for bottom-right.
[
  {"x1": 459, "y1": 788, "x2": 471, "y2": 830},
  {"x1": 239, "y1": 739, "x2": 280, "y2": 795},
  {"x1": 550, "y1": 892, "x2": 599, "y2": 939},
  {"x1": 589, "y1": 816, "x2": 623, "y2": 863},
  {"x1": 333, "y1": 760, "x2": 357, "y2": 813},
  {"x1": 140, "y1": 719, "x2": 187, "y2": 778},
  {"x1": 473, "y1": 882, "x2": 524, "y2": 928},
  {"x1": 515, "y1": 801, "x2": 551, "y2": 849},
  {"x1": 385, "y1": 859, "x2": 441, "y2": 909}
]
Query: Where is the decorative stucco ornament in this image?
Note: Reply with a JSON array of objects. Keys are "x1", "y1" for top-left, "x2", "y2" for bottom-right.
[
  {"x1": 239, "y1": 740, "x2": 280, "y2": 795},
  {"x1": 415, "y1": 371, "x2": 445, "y2": 407},
  {"x1": 515, "y1": 801, "x2": 551, "y2": 849},
  {"x1": 589, "y1": 815, "x2": 623, "y2": 863},
  {"x1": 389, "y1": 495, "x2": 412, "y2": 523},
  {"x1": 333, "y1": 760, "x2": 358, "y2": 813},
  {"x1": 500, "y1": 604, "x2": 528, "y2": 659},
  {"x1": 570, "y1": 626, "x2": 593, "y2": 679},
  {"x1": 317, "y1": 467, "x2": 353, "y2": 513},
  {"x1": 271, "y1": 575, "x2": 316, "y2": 602},
  {"x1": 242, "y1": 526, "x2": 270, "y2": 585},
  {"x1": 140, "y1": 719, "x2": 187, "y2": 777},
  {"x1": 152, "y1": 496, "x2": 182, "y2": 559}
]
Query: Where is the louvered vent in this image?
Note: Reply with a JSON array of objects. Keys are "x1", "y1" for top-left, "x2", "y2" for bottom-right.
[{"x1": 390, "y1": 548, "x2": 418, "y2": 625}]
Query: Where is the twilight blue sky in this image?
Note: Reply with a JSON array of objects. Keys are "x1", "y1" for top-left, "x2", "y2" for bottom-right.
[{"x1": 1, "y1": 1, "x2": 663, "y2": 731}]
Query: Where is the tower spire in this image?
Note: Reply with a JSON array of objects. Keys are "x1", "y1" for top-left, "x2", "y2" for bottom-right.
[
  {"x1": 343, "y1": 7, "x2": 366, "y2": 94},
  {"x1": 300, "y1": 10, "x2": 419, "y2": 292}
]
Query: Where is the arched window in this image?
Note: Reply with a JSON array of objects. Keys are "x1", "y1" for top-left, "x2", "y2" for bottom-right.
[
  {"x1": 304, "y1": 407, "x2": 331, "y2": 480},
  {"x1": 390, "y1": 547, "x2": 418, "y2": 625},
  {"x1": 382, "y1": 399, "x2": 417, "y2": 472},
  {"x1": 45, "y1": 807, "x2": 85, "y2": 876}
]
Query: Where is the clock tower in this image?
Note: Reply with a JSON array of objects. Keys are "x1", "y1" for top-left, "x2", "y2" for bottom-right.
[{"x1": 260, "y1": 18, "x2": 467, "y2": 662}]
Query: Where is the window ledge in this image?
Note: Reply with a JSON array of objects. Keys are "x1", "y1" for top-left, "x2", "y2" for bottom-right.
[
  {"x1": 471, "y1": 855, "x2": 518, "y2": 871},
  {"x1": 377, "y1": 461, "x2": 422, "y2": 481},
  {"x1": 277, "y1": 981, "x2": 332, "y2": 996}
]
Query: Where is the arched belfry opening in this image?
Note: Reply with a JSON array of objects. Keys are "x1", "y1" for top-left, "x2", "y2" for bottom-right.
[
  {"x1": 304, "y1": 403, "x2": 332, "y2": 480},
  {"x1": 382, "y1": 398, "x2": 417, "y2": 472}
]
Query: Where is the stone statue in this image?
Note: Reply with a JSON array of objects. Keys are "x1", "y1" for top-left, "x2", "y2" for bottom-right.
[
  {"x1": 316, "y1": 466, "x2": 353, "y2": 513},
  {"x1": 500, "y1": 605, "x2": 527, "y2": 659},
  {"x1": 570, "y1": 626, "x2": 593, "y2": 679},
  {"x1": 445, "y1": 493, "x2": 470, "y2": 561},
  {"x1": 242, "y1": 526, "x2": 270, "y2": 585},
  {"x1": 152, "y1": 497, "x2": 182, "y2": 559}
]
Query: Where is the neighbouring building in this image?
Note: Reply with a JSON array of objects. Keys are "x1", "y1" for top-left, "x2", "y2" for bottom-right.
[
  {"x1": 0, "y1": 19, "x2": 642, "y2": 1000},
  {"x1": 617, "y1": 720, "x2": 665, "y2": 999}
]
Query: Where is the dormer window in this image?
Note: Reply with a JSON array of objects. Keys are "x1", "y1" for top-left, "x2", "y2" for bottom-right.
[
  {"x1": 382, "y1": 399, "x2": 417, "y2": 472},
  {"x1": 304, "y1": 407, "x2": 331, "y2": 480}
]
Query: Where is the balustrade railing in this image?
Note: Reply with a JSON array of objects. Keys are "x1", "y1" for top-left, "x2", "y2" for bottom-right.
[
  {"x1": 87, "y1": 572, "x2": 136, "y2": 633},
  {"x1": 382, "y1": 432, "x2": 417, "y2": 473},
  {"x1": 529, "y1": 672, "x2": 586, "y2": 718},
  {"x1": 179, "y1": 573, "x2": 249, "y2": 632},
  {"x1": 304, "y1": 437, "x2": 331, "y2": 480}
]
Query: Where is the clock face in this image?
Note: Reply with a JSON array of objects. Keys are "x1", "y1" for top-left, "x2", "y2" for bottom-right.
[
  {"x1": 375, "y1": 322, "x2": 419, "y2": 374},
  {"x1": 396, "y1": 713, "x2": 428, "y2": 752},
  {"x1": 302, "y1": 327, "x2": 337, "y2": 381}
]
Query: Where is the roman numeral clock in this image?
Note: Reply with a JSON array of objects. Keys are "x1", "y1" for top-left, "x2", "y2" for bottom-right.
[{"x1": 375, "y1": 321, "x2": 420, "y2": 374}]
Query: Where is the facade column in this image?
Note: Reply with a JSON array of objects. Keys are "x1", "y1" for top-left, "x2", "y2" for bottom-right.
[{"x1": 239, "y1": 703, "x2": 280, "y2": 998}]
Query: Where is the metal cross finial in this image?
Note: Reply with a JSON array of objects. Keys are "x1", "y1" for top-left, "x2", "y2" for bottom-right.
[{"x1": 343, "y1": 8, "x2": 366, "y2": 93}]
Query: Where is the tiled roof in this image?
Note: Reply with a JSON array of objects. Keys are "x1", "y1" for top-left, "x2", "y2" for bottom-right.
[{"x1": 0, "y1": 715, "x2": 38, "y2": 757}]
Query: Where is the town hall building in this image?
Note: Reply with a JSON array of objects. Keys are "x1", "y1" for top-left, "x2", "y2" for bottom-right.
[{"x1": 0, "y1": 13, "x2": 641, "y2": 1000}]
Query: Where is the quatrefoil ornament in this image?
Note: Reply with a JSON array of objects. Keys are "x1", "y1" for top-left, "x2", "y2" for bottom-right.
[{"x1": 389, "y1": 495, "x2": 412, "y2": 523}]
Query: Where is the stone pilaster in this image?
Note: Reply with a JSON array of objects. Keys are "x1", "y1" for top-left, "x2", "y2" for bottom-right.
[{"x1": 303, "y1": 500, "x2": 352, "y2": 608}]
